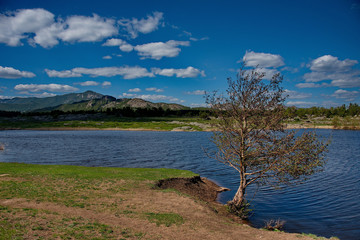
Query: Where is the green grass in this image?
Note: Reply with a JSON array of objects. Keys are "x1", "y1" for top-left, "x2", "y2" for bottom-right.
[
  {"x1": 0, "y1": 116, "x2": 212, "y2": 131},
  {"x1": 0, "y1": 163, "x2": 197, "y2": 207},
  {"x1": 144, "y1": 212, "x2": 184, "y2": 227},
  {"x1": 0, "y1": 206, "x2": 146, "y2": 240},
  {"x1": 0, "y1": 163, "x2": 196, "y2": 239},
  {"x1": 0, "y1": 162, "x2": 196, "y2": 181}
]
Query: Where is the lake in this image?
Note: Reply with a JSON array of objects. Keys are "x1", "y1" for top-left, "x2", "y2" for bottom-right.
[{"x1": 0, "y1": 129, "x2": 359, "y2": 239}]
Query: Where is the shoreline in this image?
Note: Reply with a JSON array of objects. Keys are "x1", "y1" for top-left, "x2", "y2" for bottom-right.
[
  {"x1": 0, "y1": 162, "x2": 332, "y2": 239},
  {"x1": 2, "y1": 124, "x2": 359, "y2": 132}
]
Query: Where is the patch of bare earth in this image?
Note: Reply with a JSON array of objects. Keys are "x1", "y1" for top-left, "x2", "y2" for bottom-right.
[{"x1": 0, "y1": 176, "x2": 318, "y2": 239}]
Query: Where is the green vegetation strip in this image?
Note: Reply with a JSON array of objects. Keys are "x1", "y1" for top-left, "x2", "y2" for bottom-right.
[
  {"x1": 0, "y1": 117, "x2": 209, "y2": 131},
  {"x1": 0, "y1": 162, "x2": 196, "y2": 181}
]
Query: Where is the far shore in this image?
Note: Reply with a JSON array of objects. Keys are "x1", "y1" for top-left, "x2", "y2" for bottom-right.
[{"x1": 2, "y1": 124, "x2": 353, "y2": 132}]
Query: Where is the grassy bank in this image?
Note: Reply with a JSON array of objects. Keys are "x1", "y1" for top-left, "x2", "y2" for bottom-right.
[
  {"x1": 0, "y1": 117, "x2": 210, "y2": 131},
  {"x1": 0, "y1": 163, "x2": 331, "y2": 240}
]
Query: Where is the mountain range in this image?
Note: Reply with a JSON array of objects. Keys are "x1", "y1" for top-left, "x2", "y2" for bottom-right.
[{"x1": 0, "y1": 91, "x2": 188, "y2": 112}]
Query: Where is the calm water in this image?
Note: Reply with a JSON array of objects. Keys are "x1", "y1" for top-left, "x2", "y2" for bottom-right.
[{"x1": 0, "y1": 129, "x2": 359, "y2": 239}]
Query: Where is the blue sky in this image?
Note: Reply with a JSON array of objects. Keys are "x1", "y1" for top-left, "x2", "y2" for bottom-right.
[{"x1": 0, "y1": 0, "x2": 359, "y2": 108}]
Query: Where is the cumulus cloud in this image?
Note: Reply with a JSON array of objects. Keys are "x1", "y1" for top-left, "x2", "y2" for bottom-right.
[
  {"x1": 103, "y1": 55, "x2": 112, "y2": 59},
  {"x1": 128, "y1": 88, "x2": 141, "y2": 92},
  {"x1": 134, "y1": 40, "x2": 189, "y2": 60},
  {"x1": 14, "y1": 83, "x2": 78, "y2": 92},
  {"x1": 252, "y1": 68, "x2": 279, "y2": 80},
  {"x1": 331, "y1": 89, "x2": 359, "y2": 101},
  {"x1": 47, "y1": 66, "x2": 204, "y2": 79},
  {"x1": 119, "y1": 12, "x2": 163, "y2": 39},
  {"x1": 300, "y1": 55, "x2": 360, "y2": 88},
  {"x1": 0, "y1": 8, "x2": 55, "y2": 46},
  {"x1": 46, "y1": 66, "x2": 154, "y2": 79},
  {"x1": 152, "y1": 66, "x2": 205, "y2": 78},
  {"x1": 102, "y1": 38, "x2": 133, "y2": 52},
  {"x1": 45, "y1": 69, "x2": 82, "y2": 78},
  {"x1": 295, "y1": 83, "x2": 329, "y2": 88},
  {"x1": 0, "y1": 66, "x2": 35, "y2": 79},
  {"x1": 0, "y1": 95, "x2": 13, "y2": 99},
  {"x1": 58, "y1": 14, "x2": 117, "y2": 43},
  {"x1": 242, "y1": 51, "x2": 285, "y2": 68},
  {"x1": 76, "y1": 81, "x2": 99, "y2": 86},
  {"x1": 0, "y1": 9, "x2": 118, "y2": 47},
  {"x1": 31, "y1": 92, "x2": 57, "y2": 98},
  {"x1": 145, "y1": 87, "x2": 163, "y2": 92},
  {"x1": 309, "y1": 55, "x2": 358, "y2": 72},
  {"x1": 32, "y1": 22, "x2": 64, "y2": 48},
  {"x1": 185, "y1": 90, "x2": 205, "y2": 95},
  {"x1": 102, "y1": 81, "x2": 111, "y2": 87},
  {"x1": 286, "y1": 101, "x2": 317, "y2": 107},
  {"x1": 284, "y1": 89, "x2": 312, "y2": 99},
  {"x1": 122, "y1": 93, "x2": 182, "y2": 103}
]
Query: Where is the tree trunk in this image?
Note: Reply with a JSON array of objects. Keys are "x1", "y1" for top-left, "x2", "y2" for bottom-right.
[
  {"x1": 228, "y1": 174, "x2": 249, "y2": 218},
  {"x1": 231, "y1": 179, "x2": 246, "y2": 207}
]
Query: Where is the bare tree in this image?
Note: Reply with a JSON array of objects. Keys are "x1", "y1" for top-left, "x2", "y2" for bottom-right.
[{"x1": 206, "y1": 65, "x2": 328, "y2": 217}]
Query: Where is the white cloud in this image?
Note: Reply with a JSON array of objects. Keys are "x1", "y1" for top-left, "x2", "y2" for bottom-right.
[
  {"x1": 46, "y1": 66, "x2": 154, "y2": 79},
  {"x1": 128, "y1": 88, "x2": 141, "y2": 92},
  {"x1": 286, "y1": 101, "x2": 317, "y2": 107},
  {"x1": 295, "y1": 83, "x2": 329, "y2": 88},
  {"x1": 58, "y1": 14, "x2": 117, "y2": 43},
  {"x1": 146, "y1": 87, "x2": 163, "y2": 92},
  {"x1": 76, "y1": 81, "x2": 99, "y2": 86},
  {"x1": 242, "y1": 51, "x2": 285, "y2": 68},
  {"x1": 0, "y1": 9, "x2": 118, "y2": 47},
  {"x1": 32, "y1": 22, "x2": 64, "y2": 48},
  {"x1": 102, "y1": 81, "x2": 111, "y2": 87},
  {"x1": 122, "y1": 93, "x2": 182, "y2": 103},
  {"x1": 0, "y1": 95, "x2": 13, "y2": 99},
  {"x1": 190, "y1": 36, "x2": 209, "y2": 41},
  {"x1": 253, "y1": 68, "x2": 279, "y2": 80},
  {"x1": 45, "y1": 69, "x2": 82, "y2": 78},
  {"x1": 102, "y1": 38, "x2": 125, "y2": 46},
  {"x1": 300, "y1": 55, "x2": 360, "y2": 88},
  {"x1": 0, "y1": 66, "x2": 35, "y2": 79},
  {"x1": 119, "y1": 12, "x2": 163, "y2": 39},
  {"x1": 331, "y1": 89, "x2": 359, "y2": 100},
  {"x1": 152, "y1": 66, "x2": 205, "y2": 78},
  {"x1": 309, "y1": 55, "x2": 358, "y2": 72},
  {"x1": 0, "y1": 8, "x2": 55, "y2": 46},
  {"x1": 102, "y1": 55, "x2": 112, "y2": 59},
  {"x1": 190, "y1": 103, "x2": 208, "y2": 108},
  {"x1": 1, "y1": 66, "x2": 35, "y2": 79},
  {"x1": 186, "y1": 90, "x2": 205, "y2": 95},
  {"x1": 102, "y1": 38, "x2": 133, "y2": 52},
  {"x1": 14, "y1": 84, "x2": 78, "y2": 92},
  {"x1": 46, "y1": 66, "x2": 205, "y2": 79},
  {"x1": 284, "y1": 89, "x2": 312, "y2": 99},
  {"x1": 32, "y1": 92, "x2": 57, "y2": 98},
  {"x1": 134, "y1": 40, "x2": 189, "y2": 60}
]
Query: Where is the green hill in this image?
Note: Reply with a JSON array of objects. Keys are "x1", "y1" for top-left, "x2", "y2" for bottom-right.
[
  {"x1": 0, "y1": 91, "x2": 104, "y2": 112},
  {"x1": 0, "y1": 91, "x2": 188, "y2": 112}
]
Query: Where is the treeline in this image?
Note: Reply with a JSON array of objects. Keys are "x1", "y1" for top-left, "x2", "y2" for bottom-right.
[
  {"x1": 1, "y1": 103, "x2": 360, "y2": 119},
  {"x1": 285, "y1": 103, "x2": 360, "y2": 119},
  {"x1": 0, "y1": 107, "x2": 213, "y2": 119}
]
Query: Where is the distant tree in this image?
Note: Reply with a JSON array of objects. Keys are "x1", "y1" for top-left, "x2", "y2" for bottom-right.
[{"x1": 206, "y1": 65, "x2": 328, "y2": 218}]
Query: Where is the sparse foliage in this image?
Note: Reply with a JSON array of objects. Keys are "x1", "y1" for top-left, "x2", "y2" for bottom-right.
[
  {"x1": 264, "y1": 219, "x2": 286, "y2": 231},
  {"x1": 206, "y1": 64, "x2": 328, "y2": 217}
]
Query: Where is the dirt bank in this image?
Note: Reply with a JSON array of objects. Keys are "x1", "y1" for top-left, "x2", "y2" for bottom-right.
[{"x1": 0, "y1": 170, "x2": 327, "y2": 239}]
